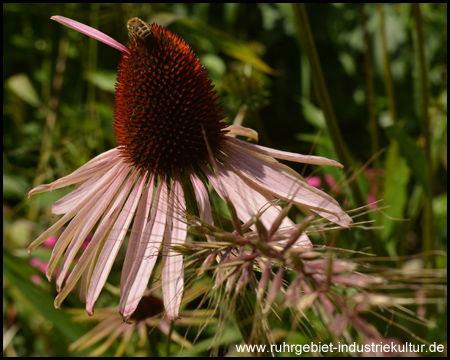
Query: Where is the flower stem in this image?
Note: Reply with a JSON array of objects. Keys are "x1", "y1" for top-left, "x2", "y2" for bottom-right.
[
  {"x1": 413, "y1": 3, "x2": 435, "y2": 268},
  {"x1": 233, "y1": 289, "x2": 271, "y2": 355},
  {"x1": 291, "y1": 4, "x2": 379, "y2": 254}
]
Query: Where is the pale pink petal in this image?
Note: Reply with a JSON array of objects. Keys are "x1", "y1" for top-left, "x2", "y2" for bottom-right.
[
  {"x1": 28, "y1": 160, "x2": 126, "y2": 256},
  {"x1": 210, "y1": 162, "x2": 311, "y2": 247},
  {"x1": 226, "y1": 136, "x2": 344, "y2": 168},
  {"x1": 55, "y1": 164, "x2": 132, "y2": 291},
  {"x1": 52, "y1": 177, "x2": 98, "y2": 215},
  {"x1": 78, "y1": 169, "x2": 142, "y2": 304},
  {"x1": 55, "y1": 208, "x2": 120, "y2": 308},
  {"x1": 120, "y1": 179, "x2": 168, "y2": 318},
  {"x1": 188, "y1": 170, "x2": 215, "y2": 242},
  {"x1": 202, "y1": 162, "x2": 295, "y2": 232},
  {"x1": 237, "y1": 147, "x2": 352, "y2": 227},
  {"x1": 49, "y1": 162, "x2": 126, "y2": 281},
  {"x1": 162, "y1": 171, "x2": 187, "y2": 320},
  {"x1": 28, "y1": 148, "x2": 122, "y2": 198},
  {"x1": 120, "y1": 174, "x2": 155, "y2": 292},
  {"x1": 55, "y1": 169, "x2": 140, "y2": 308},
  {"x1": 70, "y1": 147, "x2": 121, "y2": 173},
  {"x1": 51, "y1": 16, "x2": 130, "y2": 54},
  {"x1": 69, "y1": 317, "x2": 119, "y2": 351},
  {"x1": 188, "y1": 170, "x2": 213, "y2": 226},
  {"x1": 85, "y1": 171, "x2": 147, "y2": 314},
  {"x1": 90, "y1": 326, "x2": 125, "y2": 357},
  {"x1": 220, "y1": 143, "x2": 352, "y2": 227},
  {"x1": 225, "y1": 125, "x2": 259, "y2": 142},
  {"x1": 79, "y1": 254, "x2": 95, "y2": 304},
  {"x1": 28, "y1": 208, "x2": 74, "y2": 256}
]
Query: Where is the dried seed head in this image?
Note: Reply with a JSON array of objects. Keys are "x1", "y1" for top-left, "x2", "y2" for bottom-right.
[{"x1": 115, "y1": 18, "x2": 227, "y2": 174}]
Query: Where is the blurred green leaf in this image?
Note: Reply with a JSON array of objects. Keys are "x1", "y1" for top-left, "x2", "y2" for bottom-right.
[
  {"x1": 381, "y1": 142, "x2": 410, "y2": 247},
  {"x1": 154, "y1": 13, "x2": 278, "y2": 75},
  {"x1": 296, "y1": 133, "x2": 333, "y2": 148},
  {"x1": 3, "y1": 173, "x2": 29, "y2": 200},
  {"x1": 6, "y1": 73, "x2": 41, "y2": 107},
  {"x1": 3, "y1": 252, "x2": 87, "y2": 342},
  {"x1": 298, "y1": 97, "x2": 327, "y2": 131},
  {"x1": 84, "y1": 70, "x2": 117, "y2": 93},
  {"x1": 385, "y1": 123, "x2": 432, "y2": 197},
  {"x1": 433, "y1": 193, "x2": 447, "y2": 219},
  {"x1": 178, "y1": 324, "x2": 243, "y2": 357}
]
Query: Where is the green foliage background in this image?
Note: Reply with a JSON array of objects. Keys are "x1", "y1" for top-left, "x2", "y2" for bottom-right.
[{"x1": 3, "y1": 3, "x2": 447, "y2": 356}]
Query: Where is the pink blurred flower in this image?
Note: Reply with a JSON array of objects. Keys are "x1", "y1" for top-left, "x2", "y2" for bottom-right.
[
  {"x1": 365, "y1": 168, "x2": 384, "y2": 209},
  {"x1": 324, "y1": 173, "x2": 337, "y2": 188},
  {"x1": 306, "y1": 176, "x2": 322, "y2": 189},
  {"x1": 43, "y1": 234, "x2": 58, "y2": 248},
  {"x1": 30, "y1": 274, "x2": 42, "y2": 285}
]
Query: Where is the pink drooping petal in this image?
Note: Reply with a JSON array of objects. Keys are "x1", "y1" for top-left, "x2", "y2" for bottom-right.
[
  {"x1": 46, "y1": 163, "x2": 123, "y2": 280},
  {"x1": 79, "y1": 255, "x2": 93, "y2": 304},
  {"x1": 70, "y1": 316, "x2": 122, "y2": 352},
  {"x1": 54, "y1": 164, "x2": 132, "y2": 291},
  {"x1": 162, "y1": 171, "x2": 187, "y2": 320},
  {"x1": 29, "y1": 148, "x2": 122, "y2": 199},
  {"x1": 225, "y1": 125, "x2": 259, "y2": 142},
  {"x1": 56, "y1": 209, "x2": 119, "y2": 309},
  {"x1": 188, "y1": 170, "x2": 215, "y2": 242},
  {"x1": 203, "y1": 162, "x2": 292, "y2": 231},
  {"x1": 58, "y1": 165, "x2": 139, "y2": 308},
  {"x1": 120, "y1": 179, "x2": 168, "y2": 318},
  {"x1": 189, "y1": 170, "x2": 213, "y2": 225},
  {"x1": 221, "y1": 142, "x2": 352, "y2": 227},
  {"x1": 52, "y1": 177, "x2": 98, "y2": 215},
  {"x1": 233, "y1": 143, "x2": 353, "y2": 227},
  {"x1": 85, "y1": 172, "x2": 147, "y2": 315},
  {"x1": 28, "y1": 159, "x2": 126, "y2": 256},
  {"x1": 54, "y1": 167, "x2": 139, "y2": 308},
  {"x1": 51, "y1": 16, "x2": 130, "y2": 54},
  {"x1": 120, "y1": 174, "x2": 155, "y2": 293},
  {"x1": 226, "y1": 136, "x2": 344, "y2": 168}
]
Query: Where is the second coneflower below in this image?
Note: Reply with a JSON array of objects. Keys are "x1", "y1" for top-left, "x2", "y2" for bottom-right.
[{"x1": 28, "y1": 16, "x2": 352, "y2": 321}]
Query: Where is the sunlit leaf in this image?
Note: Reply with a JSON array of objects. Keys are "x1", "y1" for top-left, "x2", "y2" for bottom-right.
[
  {"x1": 152, "y1": 13, "x2": 278, "y2": 75},
  {"x1": 84, "y1": 70, "x2": 117, "y2": 93},
  {"x1": 6, "y1": 74, "x2": 41, "y2": 107}
]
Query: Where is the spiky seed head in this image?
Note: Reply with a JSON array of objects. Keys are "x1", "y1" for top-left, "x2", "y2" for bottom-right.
[{"x1": 114, "y1": 18, "x2": 227, "y2": 174}]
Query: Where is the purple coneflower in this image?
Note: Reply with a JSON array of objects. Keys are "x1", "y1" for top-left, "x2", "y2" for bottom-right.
[{"x1": 29, "y1": 16, "x2": 352, "y2": 321}]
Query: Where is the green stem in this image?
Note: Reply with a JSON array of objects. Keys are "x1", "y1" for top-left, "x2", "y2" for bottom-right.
[
  {"x1": 233, "y1": 289, "x2": 271, "y2": 356},
  {"x1": 413, "y1": 3, "x2": 435, "y2": 268},
  {"x1": 29, "y1": 37, "x2": 69, "y2": 222},
  {"x1": 358, "y1": 4, "x2": 380, "y2": 181},
  {"x1": 376, "y1": 3, "x2": 397, "y2": 124},
  {"x1": 291, "y1": 4, "x2": 379, "y2": 254},
  {"x1": 376, "y1": 4, "x2": 404, "y2": 258},
  {"x1": 166, "y1": 321, "x2": 174, "y2": 356}
]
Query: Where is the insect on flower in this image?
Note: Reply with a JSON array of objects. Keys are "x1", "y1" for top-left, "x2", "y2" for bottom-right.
[
  {"x1": 127, "y1": 17, "x2": 152, "y2": 39},
  {"x1": 28, "y1": 16, "x2": 352, "y2": 321}
]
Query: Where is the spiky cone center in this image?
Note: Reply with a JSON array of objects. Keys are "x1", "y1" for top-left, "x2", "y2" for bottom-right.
[{"x1": 114, "y1": 19, "x2": 227, "y2": 174}]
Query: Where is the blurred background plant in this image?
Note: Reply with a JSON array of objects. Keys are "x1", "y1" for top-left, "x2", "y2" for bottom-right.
[{"x1": 3, "y1": 3, "x2": 447, "y2": 356}]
